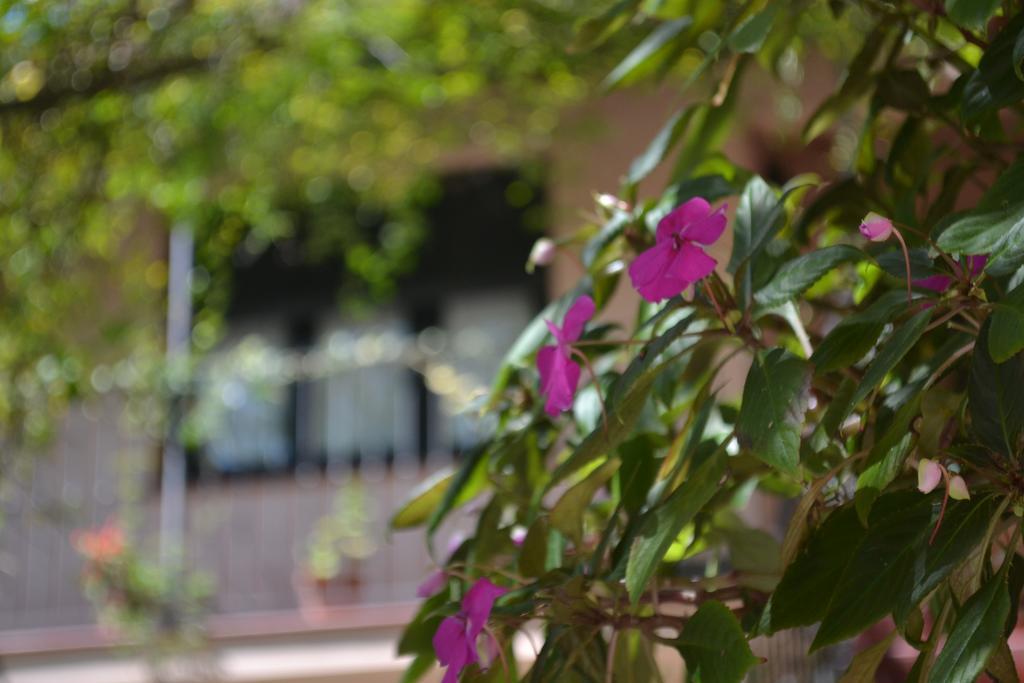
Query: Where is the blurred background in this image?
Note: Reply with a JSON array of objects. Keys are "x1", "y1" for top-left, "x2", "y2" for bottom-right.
[{"x1": 0, "y1": 0, "x2": 869, "y2": 681}]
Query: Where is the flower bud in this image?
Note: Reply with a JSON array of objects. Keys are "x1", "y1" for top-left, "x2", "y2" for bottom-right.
[
  {"x1": 527, "y1": 238, "x2": 556, "y2": 272},
  {"x1": 917, "y1": 458, "x2": 942, "y2": 494},
  {"x1": 859, "y1": 212, "x2": 894, "y2": 242},
  {"x1": 948, "y1": 475, "x2": 970, "y2": 501}
]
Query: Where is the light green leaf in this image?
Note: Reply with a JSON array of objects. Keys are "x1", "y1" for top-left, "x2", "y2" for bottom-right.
[
  {"x1": 603, "y1": 17, "x2": 693, "y2": 88},
  {"x1": 930, "y1": 571, "x2": 1011, "y2": 683},
  {"x1": 391, "y1": 468, "x2": 454, "y2": 529},
  {"x1": 737, "y1": 348, "x2": 811, "y2": 474},
  {"x1": 626, "y1": 450, "x2": 726, "y2": 603},
  {"x1": 550, "y1": 458, "x2": 621, "y2": 543},
  {"x1": 674, "y1": 601, "x2": 759, "y2": 683},
  {"x1": 754, "y1": 245, "x2": 864, "y2": 308}
]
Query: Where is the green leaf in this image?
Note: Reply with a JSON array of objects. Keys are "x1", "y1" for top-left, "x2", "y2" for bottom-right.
[
  {"x1": 399, "y1": 652, "x2": 436, "y2": 683},
  {"x1": 425, "y1": 442, "x2": 490, "y2": 541},
  {"x1": 754, "y1": 245, "x2": 864, "y2": 308},
  {"x1": 627, "y1": 107, "x2": 695, "y2": 184},
  {"x1": 962, "y1": 13, "x2": 1024, "y2": 122},
  {"x1": 603, "y1": 17, "x2": 693, "y2": 88},
  {"x1": 626, "y1": 450, "x2": 726, "y2": 603},
  {"x1": 894, "y1": 495, "x2": 1002, "y2": 623},
  {"x1": 612, "y1": 630, "x2": 663, "y2": 683},
  {"x1": 969, "y1": 320, "x2": 1024, "y2": 457},
  {"x1": 552, "y1": 313, "x2": 698, "y2": 484},
  {"x1": 727, "y1": 176, "x2": 784, "y2": 273},
  {"x1": 762, "y1": 506, "x2": 867, "y2": 633},
  {"x1": 930, "y1": 571, "x2": 1011, "y2": 683},
  {"x1": 618, "y1": 436, "x2": 659, "y2": 516},
  {"x1": 945, "y1": 0, "x2": 1001, "y2": 30},
  {"x1": 936, "y1": 160, "x2": 1024, "y2": 274},
  {"x1": 986, "y1": 641, "x2": 1020, "y2": 683},
  {"x1": 572, "y1": 0, "x2": 640, "y2": 51},
  {"x1": 391, "y1": 468, "x2": 454, "y2": 529},
  {"x1": 811, "y1": 290, "x2": 910, "y2": 373},
  {"x1": 550, "y1": 458, "x2": 621, "y2": 543},
  {"x1": 519, "y1": 517, "x2": 550, "y2": 578},
  {"x1": 1015, "y1": 28, "x2": 1024, "y2": 80},
  {"x1": 855, "y1": 432, "x2": 914, "y2": 524},
  {"x1": 826, "y1": 308, "x2": 932, "y2": 428},
  {"x1": 812, "y1": 494, "x2": 992, "y2": 650},
  {"x1": 737, "y1": 348, "x2": 811, "y2": 474},
  {"x1": 674, "y1": 601, "x2": 758, "y2": 683},
  {"x1": 855, "y1": 392, "x2": 923, "y2": 523},
  {"x1": 839, "y1": 632, "x2": 896, "y2": 683},
  {"x1": 726, "y1": 5, "x2": 778, "y2": 53},
  {"x1": 989, "y1": 283, "x2": 1024, "y2": 363}
]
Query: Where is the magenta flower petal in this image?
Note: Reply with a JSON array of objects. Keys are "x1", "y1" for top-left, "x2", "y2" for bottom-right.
[
  {"x1": 656, "y1": 197, "x2": 712, "y2": 242},
  {"x1": 966, "y1": 254, "x2": 987, "y2": 276},
  {"x1": 539, "y1": 349, "x2": 580, "y2": 417},
  {"x1": 462, "y1": 578, "x2": 507, "y2": 640},
  {"x1": 433, "y1": 616, "x2": 475, "y2": 683},
  {"x1": 629, "y1": 241, "x2": 688, "y2": 302},
  {"x1": 678, "y1": 205, "x2": 728, "y2": 244},
  {"x1": 560, "y1": 295, "x2": 595, "y2": 343},
  {"x1": 670, "y1": 242, "x2": 717, "y2": 283},
  {"x1": 417, "y1": 570, "x2": 447, "y2": 598},
  {"x1": 913, "y1": 274, "x2": 952, "y2": 293}
]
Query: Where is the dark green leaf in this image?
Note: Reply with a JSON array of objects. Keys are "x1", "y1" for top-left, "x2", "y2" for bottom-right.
[
  {"x1": 839, "y1": 633, "x2": 896, "y2": 683},
  {"x1": 962, "y1": 13, "x2": 1024, "y2": 123},
  {"x1": 618, "y1": 437, "x2": 659, "y2": 516},
  {"x1": 936, "y1": 160, "x2": 1024, "y2": 274},
  {"x1": 989, "y1": 283, "x2": 1024, "y2": 363},
  {"x1": 572, "y1": 0, "x2": 640, "y2": 51},
  {"x1": 811, "y1": 290, "x2": 909, "y2": 374},
  {"x1": 612, "y1": 630, "x2": 662, "y2": 683},
  {"x1": 930, "y1": 571, "x2": 1011, "y2": 683},
  {"x1": 737, "y1": 348, "x2": 811, "y2": 474},
  {"x1": 754, "y1": 245, "x2": 864, "y2": 308},
  {"x1": 812, "y1": 494, "x2": 992, "y2": 650},
  {"x1": 855, "y1": 432, "x2": 914, "y2": 524},
  {"x1": 674, "y1": 601, "x2": 758, "y2": 683},
  {"x1": 519, "y1": 518, "x2": 550, "y2": 578},
  {"x1": 727, "y1": 5, "x2": 778, "y2": 53},
  {"x1": 550, "y1": 458, "x2": 620, "y2": 543},
  {"x1": 627, "y1": 108, "x2": 695, "y2": 184},
  {"x1": 626, "y1": 450, "x2": 726, "y2": 603},
  {"x1": 825, "y1": 308, "x2": 931, "y2": 426},
  {"x1": 762, "y1": 506, "x2": 866, "y2": 633},
  {"x1": 876, "y1": 70, "x2": 932, "y2": 113},
  {"x1": 969, "y1": 321, "x2": 1024, "y2": 457},
  {"x1": 727, "y1": 176, "x2": 784, "y2": 273},
  {"x1": 945, "y1": 0, "x2": 1001, "y2": 30},
  {"x1": 603, "y1": 17, "x2": 693, "y2": 88}
]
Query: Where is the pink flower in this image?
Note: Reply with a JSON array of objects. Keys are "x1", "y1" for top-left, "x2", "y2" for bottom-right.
[
  {"x1": 949, "y1": 475, "x2": 970, "y2": 501},
  {"x1": 628, "y1": 197, "x2": 726, "y2": 302},
  {"x1": 432, "y1": 578, "x2": 507, "y2": 683},
  {"x1": 527, "y1": 238, "x2": 556, "y2": 271},
  {"x1": 859, "y1": 213, "x2": 893, "y2": 242},
  {"x1": 417, "y1": 570, "x2": 447, "y2": 598},
  {"x1": 913, "y1": 255, "x2": 987, "y2": 293},
  {"x1": 537, "y1": 295, "x2": 595, "y2": 417},
  {"x1": 917, "y1": 458, "x2": 942, "y2": 494}
]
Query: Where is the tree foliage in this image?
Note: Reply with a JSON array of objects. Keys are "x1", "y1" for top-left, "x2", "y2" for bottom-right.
[{"x1": 395, "y1": 0, "x2": 1024, "y2": 680}]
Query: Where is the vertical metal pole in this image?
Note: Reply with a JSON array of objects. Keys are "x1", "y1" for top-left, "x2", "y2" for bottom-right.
[{"x1": 160, "y1": 226, "x2": 193, "y2": 566}]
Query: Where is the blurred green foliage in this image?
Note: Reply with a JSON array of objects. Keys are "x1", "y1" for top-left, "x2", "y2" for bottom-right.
[{"x1": 0, "y1": 0, "x2": 624, "y2": 448}]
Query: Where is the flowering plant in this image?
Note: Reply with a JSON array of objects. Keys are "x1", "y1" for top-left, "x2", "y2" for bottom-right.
[{"x1": 394, "y1": 1, "x2": 1024, "y2": 680}]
